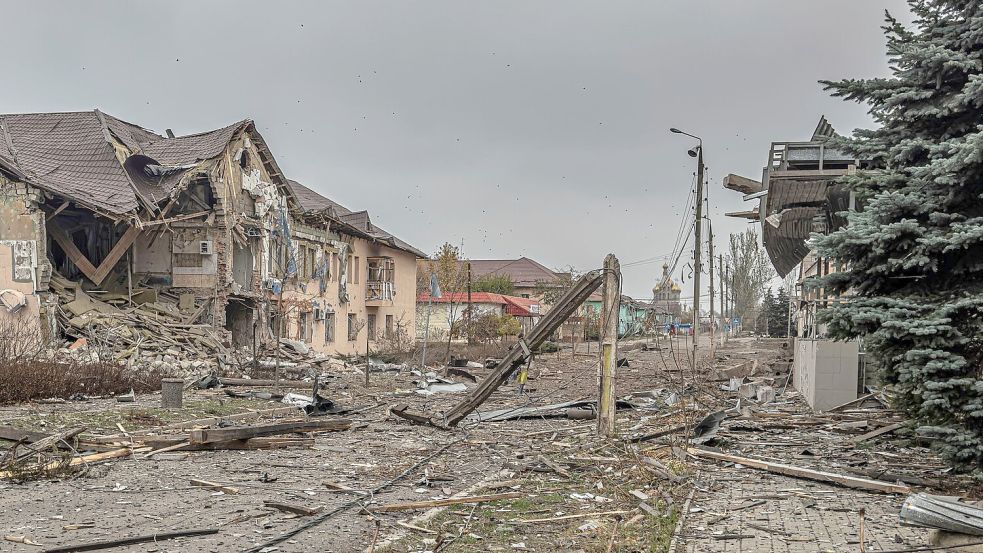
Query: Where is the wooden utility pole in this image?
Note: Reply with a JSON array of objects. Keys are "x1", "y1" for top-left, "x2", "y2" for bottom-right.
[
  {"x1": 598, "y1": 254, "x2": 621, "y2": 437},
  {"x1": 691, "y1": 147, "x2": 705, "y2": 369},
  {"x1": 707, "y1": 223, "x2": 715, "y2": 359}
]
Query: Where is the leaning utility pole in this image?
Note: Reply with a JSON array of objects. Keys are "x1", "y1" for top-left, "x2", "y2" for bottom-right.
[
  {"x1": 598, "y1": 254, "x2": 621, "y2": 437},
  {"x1": 692, "y1": 146, "x2": 705, "y2": 369}
]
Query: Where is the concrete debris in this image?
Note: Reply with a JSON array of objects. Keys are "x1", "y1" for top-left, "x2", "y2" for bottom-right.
[{"x1": 415, "y1": 382, "x2": 468, "y2": 395}]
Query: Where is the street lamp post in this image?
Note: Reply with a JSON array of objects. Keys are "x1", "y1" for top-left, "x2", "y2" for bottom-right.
[{"x1": 670, "y1": 128, "x2": 704, "y2": 371}]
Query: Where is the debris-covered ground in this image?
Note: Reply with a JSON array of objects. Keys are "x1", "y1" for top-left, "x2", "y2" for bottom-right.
[{"x1": 0, "y1": 336, "x2": 974, "y2": 552}]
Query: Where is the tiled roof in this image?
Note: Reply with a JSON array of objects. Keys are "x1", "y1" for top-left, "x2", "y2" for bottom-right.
[
  {"x1": 0, "y1": 111, "x2": 141, "y2": 214},
  {"x1": 139, "y1": 121, "x2": 247, "y2": 165},
  {"x1": 465, "y1": 257, "x2": 560, "y2": 287},
  {"x1": 0, "y1": 110, "x2": 254, "y2": 216},
  {"x1": 285, "y1": 179, "x2": 426, "y2": 258},
  {"x1": 339, "y1": 210, "x2": 371, "y2": 231},
  {"x1": 416, "y1": 291, "x2": 540, "y2": 317}
]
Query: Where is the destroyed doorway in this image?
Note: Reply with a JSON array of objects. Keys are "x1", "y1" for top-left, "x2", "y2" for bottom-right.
[
  {"x1": 232, "y1": 243, "x2": 254, "y2": 289},
  {"x1": 225, "y1": 298, "x2": 255, "y2": 348}
]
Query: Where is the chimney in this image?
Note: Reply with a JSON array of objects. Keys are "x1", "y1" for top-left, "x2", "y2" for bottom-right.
[{"x1": 165, "y1": 129, "x2": 175, "y2": 139}]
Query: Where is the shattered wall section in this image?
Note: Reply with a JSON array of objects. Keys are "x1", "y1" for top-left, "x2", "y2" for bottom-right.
[
  {"x1": 170, "y1": 227, "x2": 218, "y2": 288},
  {"x1": 0, "y1": 174, "x2": 51, "y2": 336}
]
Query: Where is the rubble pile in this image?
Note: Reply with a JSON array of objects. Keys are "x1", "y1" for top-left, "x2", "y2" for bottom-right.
[{"x1": 48, "y1": 272, "x2": 344, "y2": 378}]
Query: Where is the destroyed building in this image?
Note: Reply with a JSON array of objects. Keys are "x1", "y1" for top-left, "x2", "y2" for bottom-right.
[
  {"x1": 0, "y1": 109, "x2": 423, "y2": 365},
  {"x1": 723, "y1": 116, "x2": 869, "y2": 410}
]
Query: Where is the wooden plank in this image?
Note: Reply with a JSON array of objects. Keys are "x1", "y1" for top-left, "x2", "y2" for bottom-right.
[
  {"x1": 48, "y1": 226, "x2": 99, "y2": 283},
  {"x1": 92, "y1": 406, "x2": 302, "y2": 441},
  {"x1": 263, "y1": 501, "x2": 321, "y2": 516},
  {"x1": 46, "y1": 201, "x2": 71, "y2": 222},
  {"x1": 47, "y1": 224, "x2": 141, "y2": 286},
  {"x1": 40, "y1": 528, "x2": 218, "y2": 552},
  {"x1": 91, "y1": 225, "x2": 142, "y2": 284},
  {"x1": 723, "y1": 173, "x2": 764, "y2": 194},
  {"x1": 189, "y1": 419, "x2": 351, "y2": 445},
  {"x1": 141, "y1": 437, "x2": 314, "y2": 451},
  {"x1": 851, "y1": 422, "x2": 904, "y2": 444},
  {"x1": 190, "y1": 479, "x2": 239, "y2": 494},
  {"x1": 139, "y1": 210, "x2": 210, "y2": 227},
  {"x1": 686, "y1": 447, "x2": 910, "y2": 494},
  {"x1": 370, "y1": 492, "x2": 522, "y2": 512},
  {"x1": 0, "y1": 425, "x2": 49, "y2": 443},
  {"x1": 0, "y1": 448, "x2": 131, "y2": 479},
  {"x1": 7, "y1": 427, "x2": 85, "y2": 463}
]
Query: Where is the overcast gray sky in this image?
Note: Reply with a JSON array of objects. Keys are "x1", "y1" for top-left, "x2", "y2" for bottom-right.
[{"x1": 0, "y1": 1, "x2": 911, "y2": 305}]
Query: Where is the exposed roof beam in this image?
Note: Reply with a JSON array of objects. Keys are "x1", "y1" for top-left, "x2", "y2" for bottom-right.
[
  {"x1": 725, "y1": 208, "x2": 760, "y2": 220},
  {"x1": 723, "y1": 173, "x2": 763, "y2": 195}
]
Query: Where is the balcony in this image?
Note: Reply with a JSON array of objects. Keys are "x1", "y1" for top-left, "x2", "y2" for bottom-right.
[{"x1": 366, "y1": 256, "x2": 395, "y2": 305}]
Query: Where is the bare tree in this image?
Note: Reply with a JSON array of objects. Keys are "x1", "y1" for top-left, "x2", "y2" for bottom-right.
[
  {"x1": 727, "y1": 228, "x2": 775, "y2": 331},
  {"x1": 417, "y1": 243, "x2": 469, "y2": 361}
]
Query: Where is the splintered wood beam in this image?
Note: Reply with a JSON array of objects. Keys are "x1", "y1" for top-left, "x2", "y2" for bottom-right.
[
  {"x1": 686, "y1": 447, "x2": 911, "y2": 494},
  {"x1": 725, "y1": 208, "x2": 760, "y2": 220},
  {"x1": 46, "y1": 201, "x2": 71, "y2": 222},
  {"x1": 47, "y1": 224, "x2": 142, "y2": 286},
  {"x1": 40, "y1": 528, "x2": 219, "y2": 553},
  {"x1": 723, "y1": 173, "x2": 764, "y2": 195},
  {"x1": 189, "y1": 419, "x2": 352, "y2": 445},
  {"x1": 91, "y1": 225, "x2": 141, "y2": 284},
  {"x1": 392, "y1": 270, "x2": 604, "y2": 428},
  {"x1": 140, "y1": 210, "x2": 210, "y2": 227},
  {"x1": 48, "y1": 226, "x2": 100, "y2": 283}
]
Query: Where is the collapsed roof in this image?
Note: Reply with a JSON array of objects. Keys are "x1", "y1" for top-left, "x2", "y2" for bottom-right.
[{"x1": 0, "y1": 109, "x2": 288, "y2": 218}]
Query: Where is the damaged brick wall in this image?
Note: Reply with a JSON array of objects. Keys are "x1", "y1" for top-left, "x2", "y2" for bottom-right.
[{"x1": 0, "y1": 173, "x2": 54, "y2": 338}]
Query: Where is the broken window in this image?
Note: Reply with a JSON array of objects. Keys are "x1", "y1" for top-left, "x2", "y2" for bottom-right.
[
  {"x1": 347, "y1": 313, "x2": 358, "y2": 341},
  {"x1": 367, "y1": 313, "x2": 377, "y2": 341},
  {"x1": 385, "y1": 314, "x2": 394, "y2": 338},
  {"x1": 366, "y1": 257, "x2": 396, "y2": 301},
  {"x1": 324, "y1": 312, "x2": 335, "y2": 343},
  {"x1": 354, "y1": 256, "x2": 360, "y2": 284},
  {"x1": 174, "y1": 179, "x2": 215, "y2": 215},
  {"x1": 299, "y1": 312, "x2": 313, "y2": 343}
]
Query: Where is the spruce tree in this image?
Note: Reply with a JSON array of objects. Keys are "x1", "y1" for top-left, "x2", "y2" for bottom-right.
[
  {"x1": 814, "y1": 1, "x2": 983, "y2": 471},
  {"x1": 772, "y1": 287, "x2": 790, "y2": 338},
  {"x1": 759, "y1": 287, "x2": 776, "y2": 335}
]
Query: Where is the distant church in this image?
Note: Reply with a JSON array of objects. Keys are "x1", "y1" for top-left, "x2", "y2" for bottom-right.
[{"x1": 652, "y1": 264, "x2": 682, "y2": 322}]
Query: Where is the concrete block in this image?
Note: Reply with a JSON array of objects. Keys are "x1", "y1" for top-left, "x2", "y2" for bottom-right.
[
  {"x1": 755, "y1": 385, "x2": 775, "y2": 404},
  {"x1": 738, "y1": 383, "x2": 757, "y2": 399},
  {"x1": 161, "y1": 378, "x2": 184, "y2": 408}
]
